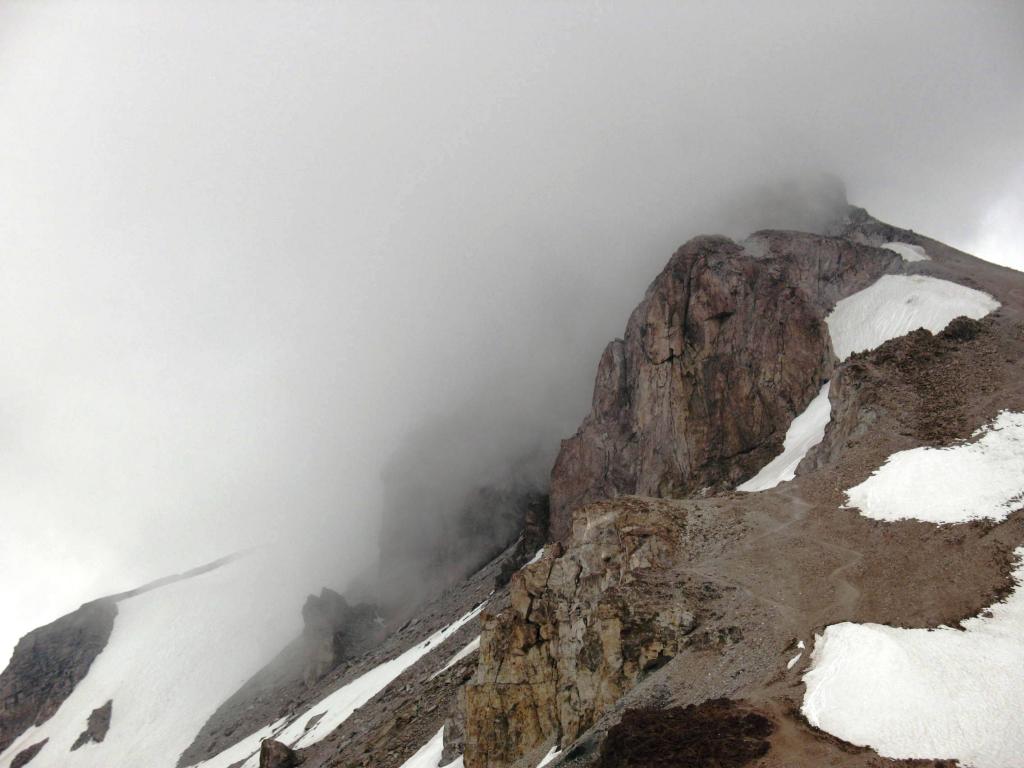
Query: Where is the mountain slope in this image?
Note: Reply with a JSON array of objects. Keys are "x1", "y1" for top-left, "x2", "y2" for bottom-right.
[
  {"x1": 0, "y1": 555, "x2": 319, "y2": 768},
  {"x1": 4, "y1": 203, "x2": 1023, "y2": 768}
]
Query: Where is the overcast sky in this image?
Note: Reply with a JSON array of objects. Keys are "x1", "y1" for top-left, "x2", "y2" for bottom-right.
[{"x1": 1, "y1": 1, "x2": 1022, "y2": 664}]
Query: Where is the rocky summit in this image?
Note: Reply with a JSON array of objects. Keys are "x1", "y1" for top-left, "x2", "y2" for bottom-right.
[{"x1": 3, "y1": 204, "x2": 1023, "y2": 768}]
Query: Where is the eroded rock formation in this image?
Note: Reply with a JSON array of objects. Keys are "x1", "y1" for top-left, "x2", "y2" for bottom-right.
[
  {"x1": 464, "y1": 498, "x2": 696, "y2": 768},
  {"x1": 548, "y1": 230, "x2": 902, "y2": 539}
]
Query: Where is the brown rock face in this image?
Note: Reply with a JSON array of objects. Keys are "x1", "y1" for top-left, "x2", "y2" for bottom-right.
[
  {"x1": 259, "y1": 739, "x2": 298, "y2": 768},
  {"x1": 0, "y1": 600, "x2": 116, "y2": 754},
  {"x1": 70, "y1": 699, "x2": 112, "y2": 750},
  {"x1": 463, "y1": 498, "x2": 695, "y2": 768},
  {"x1": 548, "y1": 231, "x2": 901, "y2": 540}
]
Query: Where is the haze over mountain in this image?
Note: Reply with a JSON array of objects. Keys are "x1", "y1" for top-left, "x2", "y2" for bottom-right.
[{"x1": 1, "y1": 0, "x2": 1022, "y2": 712}]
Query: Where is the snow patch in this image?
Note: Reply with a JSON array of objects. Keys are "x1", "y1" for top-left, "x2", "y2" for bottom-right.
[
  {"x1": 845, "y1": 411, "x2": 1024, "y2": 524},
  {"x1": 537, "y1": 745, "x2": 561, "y2": 767},
  {"x1": 882, "y1": 241, "x2": 929, "y2": 262},
  {"x1": 802, "y1": 547, "x2": 1024, "y2": 767},
  {"x1": 786, "y1": 652, "x2": 802, "y2": 670},
  {"x1": 0, "y1": 555, "x2": 314, "y2": 768},
  {"x1": 738, "y1": 382, "x2": 831, "y2": 492},
  {"x1": 194, "y1": 602, "x2": 487, "y2": 768},
  {"x1": 525, "y1": 547, "x2": 545, "y2": 566},
  {"x1": 397, "y1": 726, "x2": 463, "y2": 768},
  {"x1": 826, "y1": 274, "x2": 999, "y2": 361},
  {"x1": 431, "y1": 635, "x2": 480, "y2": 679}
]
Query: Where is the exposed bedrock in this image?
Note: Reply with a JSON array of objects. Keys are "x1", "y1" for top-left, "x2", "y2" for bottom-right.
[
  {"x1": 548, "y1": 229, "x2": 902, "y2": 539},
  {"x1": 0, "y1": 599, "x2": 116, "y2": 754},
  {"x1": 463, "y1": 498, "x2": 696, "y2": 768}
]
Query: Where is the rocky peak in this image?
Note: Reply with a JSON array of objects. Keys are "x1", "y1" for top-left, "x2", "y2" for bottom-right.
[{"x1": 548, "y1": 228, "x2": 902, "y2": 539}]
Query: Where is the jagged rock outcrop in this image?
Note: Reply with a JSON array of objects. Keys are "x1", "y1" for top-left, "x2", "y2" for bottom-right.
[
  {"x1": 260, "y1": 739, "x2": 298, "y2": 768},
  {"x1": 0, "y1": 600, "x2": 116, "y2": 754},
  {"x1": 548, "y1": 229, "x2": 902, "y2": 539},
  {"x1": 301, "y1": 589, "x2": 381, "y2": 686},
  {"x1": 464, "y1": 498, "x2": 696, "y2": 768},
  {"x1": 70, "y1": 699, "x2": 112, "y2": 750}
]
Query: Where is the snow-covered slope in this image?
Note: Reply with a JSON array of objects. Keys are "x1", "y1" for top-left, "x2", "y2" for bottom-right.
[
  {"x1": 738, "y1": 382, "x2": 831, "y2": 492},
  {"x1": 826, "y1": 274, "x2": 1000, "y2": 360},
  {"x1": 193, "y1": 602, "x2": 486, "y2": 768},
  {"x1": 0, "y1": 555, "x2": 314, "y2": 768},
  {"x1": 846, "y1": 411, "x2": 1024, "y2": 523},
  {"x1": 803, "y1": 547, "x2": 1024, "y2": 768}
]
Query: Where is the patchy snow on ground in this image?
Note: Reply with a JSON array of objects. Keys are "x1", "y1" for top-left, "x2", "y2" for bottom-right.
[
  {"x1": 537, "y1": 745, "x2": 561, "y2": 767},
  {"x1": 431, "y1": 635, "x2": 480, "y2": 679},
  {"x1": 396, "y1": 726, "x2": 463, "y2": 768},
  {"x1": 738, "y1": 383, "x2": 831, "y2": 492},
  {"x1": 194, "y1": 602, "x2": 487, "y2": 768},
  {"x1": 882, "y1": 241, "x2": 929, "y2": 262},
  {"x1": 802, "y1": 548, "x2": 1024, "y2": 767},
  {"x1": 826, "y1": 274, "x2": 1000, "y2": 361},
  {"x1": 0, "y1": 555, "x2": 313, "y2": 768},
  {"x1": 846, "y1": 411, "x2": 1024, "y2": 524}
]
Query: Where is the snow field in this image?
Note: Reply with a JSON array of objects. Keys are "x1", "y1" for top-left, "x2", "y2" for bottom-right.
[
  {"x1": 845, "y1": 411, "x2": 1024, "y2": 524},
  {"x1": 0, "y1": 555, "x2": 313, "y2": 768},
  {"x1": 825, "y1": 274, "x2": 999, "y2": 361},
  {"x1": 802, "y1": 547, "x2": 1024, "y2": 767}
]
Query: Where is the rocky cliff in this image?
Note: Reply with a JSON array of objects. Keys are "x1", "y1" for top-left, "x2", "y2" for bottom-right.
[{"x1": 548, "y1": 228, "x2": 902, "y2": 539}]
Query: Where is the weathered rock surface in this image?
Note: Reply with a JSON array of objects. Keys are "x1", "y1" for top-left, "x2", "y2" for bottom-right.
[
  {"x1": 548, "y1": 229, "x2": 902, "y2": 539},
  {"x1": 70, "y1": 699, "x2": 112, "y2": 750},
  {"x1": 0, "y1": 600, "x2": 116, "y2": 754},
  {"x1": 464, "y1": 498, "x2": 696, "y2": 768}
]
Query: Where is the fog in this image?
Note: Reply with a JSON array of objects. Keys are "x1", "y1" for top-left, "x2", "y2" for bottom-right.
[{"x1": 1, "y1": 1, "x2": 1022, "y2": 663}]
